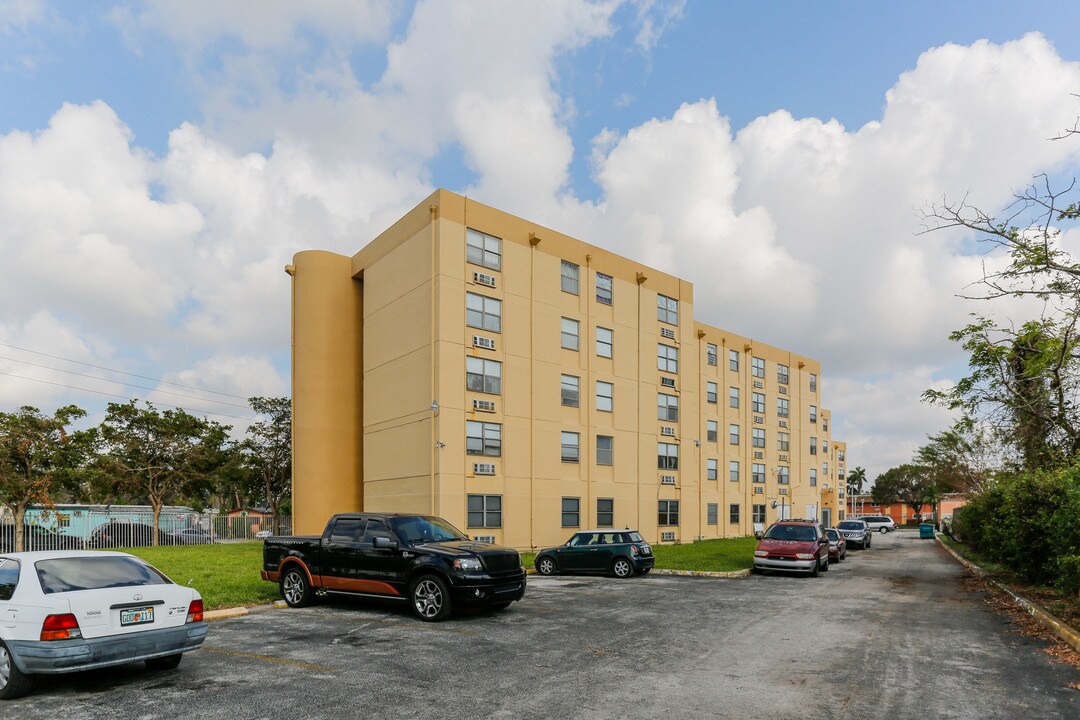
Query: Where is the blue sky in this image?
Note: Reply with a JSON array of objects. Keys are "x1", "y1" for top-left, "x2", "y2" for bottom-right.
[{"x1": 3, "y1": 0, "x2": 1080, "y2": 478}]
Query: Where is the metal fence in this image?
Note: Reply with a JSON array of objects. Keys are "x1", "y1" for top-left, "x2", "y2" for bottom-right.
[{"x1": 1, "y1": 509, "x2": 293, "y2": 552}]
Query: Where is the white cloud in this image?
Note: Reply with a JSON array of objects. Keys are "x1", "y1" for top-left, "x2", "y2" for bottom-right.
[{"x1": 0, "y1": 0, "x2": 44, "y2": 35}]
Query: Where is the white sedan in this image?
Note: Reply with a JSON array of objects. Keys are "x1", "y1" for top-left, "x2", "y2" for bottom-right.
[{"x1": 0, "y1": 550, "x2": 208, "y2": 699}]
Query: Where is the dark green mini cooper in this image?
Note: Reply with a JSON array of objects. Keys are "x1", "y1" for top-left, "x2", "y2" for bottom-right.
[{"x1": 534, "y1": 530, "x2": 654, "y2": 578}]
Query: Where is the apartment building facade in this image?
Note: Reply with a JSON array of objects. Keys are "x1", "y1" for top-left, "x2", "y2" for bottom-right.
[{"x1": 288, "y1": 189, "x2": 848, "y2": 549}]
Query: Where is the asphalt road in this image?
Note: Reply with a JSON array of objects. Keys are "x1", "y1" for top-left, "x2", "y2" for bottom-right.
[{"x1": 9, "y1": 531, "x2": 1078, "y2": 719}]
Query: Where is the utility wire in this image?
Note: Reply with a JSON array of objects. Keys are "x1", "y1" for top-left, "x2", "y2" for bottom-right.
[
  {"x1": 0, "y1": 341, "x2": 251, "y2": 400},
  {"x1": 0, "y1": 370, "x2": 258, "y2": 422},
  {"x1": 0, "y1": 356, "x2": 253, "y2": 409}
]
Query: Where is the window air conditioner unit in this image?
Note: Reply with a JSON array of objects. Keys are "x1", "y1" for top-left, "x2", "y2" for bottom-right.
[
  {"x1": 473, "y1": 463, "x2": 496, "y2": 476},
  {"x1": 779, "y1": 454, "x2": 788, "y2": 462},
  {"x1": 754, "y1": 487, "x2": 764, "y2": 494},
  {"x1": 473, "y1": 336, "x2": 496, "y2": 350},
  {"x1": 754, "y1": 415, "x2": 764, "y2": 424},
  {"x1": 779, "y1": 386, "x2": 788, "y2": 395},
  {"x1": 753, "y1": 380, "x2": 764, "y2": 389},
  {"x1": 660, "y1": 376, "x2": 676, "y2": 388},
  {"x1": 660, "y1": 327, "x2": 676, "y2": 340},
  {"x1": 706, "y1": 353, "x2": 717, "y2": 366},
  {"x1": 473, "y1": 399, "x2": 496, "y2": 413},
  {"x1": 778, "y1": 420, "x2": 788, "y2": 429},
  {"x1": 754, "y1": 451, "x2": 764, "y2": 459},
  {"x1": 473, "y1": 535, "x2": 496, "y2": 544},
  {"x1": 779, "y1": 488, "x2": 788, "y2": 496},
  {"x1": 660, "y1": 475, "x2": 676, "y2": 485},
  {"x1": 660, "y1": 532, "x2": 676, "y2": 542},
  {"x1": 660, "y1": 426, "x2": 675, "y2": 437},
  {"x1": 473, "y1": 271, "x2": 496, "y2": 287}
]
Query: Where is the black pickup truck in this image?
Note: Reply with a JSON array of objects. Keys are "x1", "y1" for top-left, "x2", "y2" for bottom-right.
[{"x1": 261, "y1": 513, "x2": 526, "y2": 621}]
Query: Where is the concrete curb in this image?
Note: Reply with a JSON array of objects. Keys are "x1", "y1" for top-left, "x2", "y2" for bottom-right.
[
  {"x1": 204, "y1": 607, "x2": 249, "y2": 622},
  {"x1": 653, "y1": 568, "x2": 751, "y2": 579},
  {"x1": 936, "y1": 535, "x2": 1080, "y2": 654}
]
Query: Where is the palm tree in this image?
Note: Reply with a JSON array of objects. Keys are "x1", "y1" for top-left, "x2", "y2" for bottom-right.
[{"x1": 846, "y1": 467, "x2": 867, "y2": 516}]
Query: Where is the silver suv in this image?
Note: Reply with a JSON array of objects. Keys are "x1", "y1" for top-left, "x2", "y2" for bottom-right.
[
  {"x1": 857, "y1": 515, "x2": 897, "y2": 533},
  {"x1": 836, "y1": 519, "x2": 872, "y2": 549}
]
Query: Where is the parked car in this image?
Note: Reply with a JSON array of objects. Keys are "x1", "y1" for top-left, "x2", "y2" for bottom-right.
[
  {"x1": 857, "y1": 515, "x2": 897, "y2": 533},
  {"x1": 87, "y1": 522, "x2": 168, "y2": 549},
  {"x1": 0, "y1": 526, "x2": 84, "y2": 553},
  {"x1": 837, "y1": 519, "x2": 872, "y2": 549},
  {"x1": 752, "y1": 520, "x2": 830, "y2": 576},
  {"x1": 0, "y1": 550, "x2": 208, "y2": 699},
  {"x1": 262, "y1": 513, "x2": 526, "y2": 621},
  {"x1": 534, "y1": 530, "x2": 654, "y2": 579},
  {"x1": 167, "y1": 528, "x2": 214, "y2": 545},
  {"x1": 825, "y1": 528, "x2": 847, "y2": 562}
]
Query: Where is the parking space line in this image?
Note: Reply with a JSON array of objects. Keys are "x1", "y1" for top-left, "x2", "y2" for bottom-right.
[{"x1": 201, "y1": 646, "x2": 336, "y2": 672}]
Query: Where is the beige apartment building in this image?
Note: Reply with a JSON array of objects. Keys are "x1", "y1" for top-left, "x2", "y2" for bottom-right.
[{"x1": 287, "y1": 189, "x2": 849, "y2": 549}]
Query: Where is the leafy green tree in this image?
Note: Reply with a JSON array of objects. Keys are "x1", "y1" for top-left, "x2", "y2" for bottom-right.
[
  {"x1": 240, "y1": 397, "x2": 291, "y2": 534},
  {"x1": 914, "y1": 419, "x2": 998, "y2": 494},
  {"x1": 97, "y1": 401, "x2": 230, "y2": 545},
  {"x1": 0, "y1": 406, "x2": 87, "y2": 551},
  {"x1": 871, "y1": 464, "x2": 935, "y2": 522}
]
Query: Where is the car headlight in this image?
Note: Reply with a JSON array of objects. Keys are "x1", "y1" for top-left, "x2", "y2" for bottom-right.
[
  {"x1": 795, "y1": 553, "x2": 815, "y2": 560},
  {"x1": 754, "y1": 550, "x2": 768, "y2": 557},
  {"x1": 453, "y1": 558, "x2": 483, "y2": 571}
]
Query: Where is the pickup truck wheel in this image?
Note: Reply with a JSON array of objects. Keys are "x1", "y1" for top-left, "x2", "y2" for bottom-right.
[
  {"x1": 281, "y1": 567, "x2": 313, "y2": 608},
  {"x1": 0, "y1": 641, "x2": 33, "y2": 700},
  {"x1": 535, "y1": 556, "x2": 557, "y2": 576},
  {"x1": 612, "y1": 558, "x2": 633, "y2": 578},
  {"x1": 410, "y1": 574, "x2": 452, "y2": 622}
]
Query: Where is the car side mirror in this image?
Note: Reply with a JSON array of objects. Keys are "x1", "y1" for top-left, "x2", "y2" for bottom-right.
[{"x1": 373, "y1": 536, "x2": 398, "y2": 550}]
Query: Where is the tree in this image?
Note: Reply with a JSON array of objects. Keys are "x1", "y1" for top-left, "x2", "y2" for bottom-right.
[
  {"x1": 240, "y1": 397, "x2": 291, "y2": 534},
  {"x1": 871, "y1": 464, "x2": 934, "y2": 523},
  {"x1": 98, "y1": 401, "x2": 229, "y2": 545},
  {"x1": 914, "y1": 419, "x2": 998, "y2": 494},
  {"x1": 846, "y1": 467, "x2": 867, "y2": 516},
  {"x1": 0, "y1": 406, "x2": 87, "y2": 551}
]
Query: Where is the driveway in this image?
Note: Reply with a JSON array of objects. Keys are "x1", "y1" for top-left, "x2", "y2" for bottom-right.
[{"x1": 8, "y1": 531, "x2": 1078, "y2": 719}]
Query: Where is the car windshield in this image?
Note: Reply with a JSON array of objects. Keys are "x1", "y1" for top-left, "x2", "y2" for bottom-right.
[
  {"x1": 763, "y1": 525, "x2": 816, "y2": 542},
  {"x1": 826, "y1": 529, "x2": 840, "y2": 540},
  {"x1": 391, "y1": 516, "x2": 468, "y2": 543},
  {"x1": 837, "y1": 521, "x2": 864, "y2": 530},
  {"x1": 36, "y1": 556, "x2": 171, "y2": 594}
]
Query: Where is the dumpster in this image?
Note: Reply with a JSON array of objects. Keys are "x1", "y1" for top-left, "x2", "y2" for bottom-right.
[{"x1": 919, "y1": 523, "x2": 935, "y2": 539}]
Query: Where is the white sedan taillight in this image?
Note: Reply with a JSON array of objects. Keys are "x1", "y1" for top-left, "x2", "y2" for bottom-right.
[
  {"x1": 187, "y1": 599, "x2": 204, "y2": 623},
  {"x1": 41, "y1": 613, "x2": 82, "y2": 641}
]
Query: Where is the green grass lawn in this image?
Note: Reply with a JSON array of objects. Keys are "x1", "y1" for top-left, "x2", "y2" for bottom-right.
[{"x1": 120, "y1": 536, "x2": 758, "y2": 610}]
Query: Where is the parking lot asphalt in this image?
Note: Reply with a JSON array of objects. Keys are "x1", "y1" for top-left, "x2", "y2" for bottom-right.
[{"x1": 9, "y1": 531, "x2": 1079, "y2": 719}]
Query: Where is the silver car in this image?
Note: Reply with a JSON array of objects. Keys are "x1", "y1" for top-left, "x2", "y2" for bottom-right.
[
  {"x1": 836, "y1": 519, "x2": 872, "y2": 549},
  {"x1": 857, "y1": 515, "x2": 897, "y2": 533}
]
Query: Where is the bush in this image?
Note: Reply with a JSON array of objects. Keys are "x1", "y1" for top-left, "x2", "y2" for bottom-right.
[{"x1": 1058, "y1": 555, "x2": 1080, "y2": 597}]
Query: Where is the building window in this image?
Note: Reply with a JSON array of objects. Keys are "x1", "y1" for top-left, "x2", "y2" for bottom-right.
[
  {"x1": 824, "y1": 418, "x2": 829, "y2": 432},
  {"x1": 707, "y1": 503, "x2": 718, "y2": 525},
  {"x1": 658, "y1": 500, "x2": 680, "y2": 526},
  {"x1": 729, "y1": 460, "x2": 740, "y2": 482},
  {"x1": 810, "y1": 436, "x2": 817, "y2": 455},
  {"x1": 777, "y1": 397, "x2": 789, "y2": 418},
  {"x1": 707, "y1": 420, "x2": 718, "y2": 442},
  {"x1": 751, "y1": 356, "x2": 765, "y2": 378},
  {"x1": 561, "y1": 317, "x2": 579, "y2": 350},
  {"x1": 597, "y1": 498, "x2": 614, "y2": 527},
  {"x1": 777, "y1": 364, "x2": 789, "y2": 384},
  {"x1": 596, "y1": 273, "x2": 613, "y2": 305},
  {"x1": 658, "y1": 393, "x2": 679, "y2": 422},
  {"x1": 777, "y1": 432, "x2": 790, "y2": 452},
  {"x1": 596, "y1": 381, "x2": 613, "y2": 412},
  {"x1": 823, "y1": 461, "x2": 829, "y2": 476},
  {"x1": 466, "y1": 292, "x2": 502, "y2": 333},
  {"x1": 596, "y1": 326, "x2": 613, "y2": 358},
  {"x1": 561, "y1": 260, "x2": 579, "y2": 294},
  {"x1": 658, "y1": 343, "x2": 679, "y2": 373},
  {"x1": 822, "y1": 440, "x2": 829, "y2": 454},
  {"x1": 596, "y1": 435, "x2": 613, "y2": 466},
  {"x1": 810, "y1": 373, "x2": 818, "y2": 393},
  {"x1": 707, "y1": 458, "x2": 718, "y2": 481},
  {"x1": 752, "y1": 463, "x2": 765, "y2": 483},
  {"x1": 752, "y1": 392, "x2": 765, "y2": 413},
  {"x1": 707, "y1": 381, "x2": 717, "y2": 404},
  {"x1": 658, "y1": 294, "x2": 678, "y2": 325},
  {"x1": 729, "y1": 349, "x2": 739, "y2": 371},
  {"x1": 706, "y1": 343, "x2": 717, "y2": 366},
  {"x1": 466, "y1": 228, "x2": 502, "y2": 271},
  {"x1": 561, "y1": 432, "x2": 580, "y2": 463},
  {"x1": 752, "y1": 428, "x2": 765, "y2": 448},
  {"x1": 466, "y1": 421, "x2": 502, "y2": 457},
  {"x1": 562, "y1": 497, "x2": 580, "y2": 527},
  {"x1": 561, "y1": 374, "x2": 579, "y2": 407},
  {"x1": 810, "y1": 405, "x2": 817, "y2": 424},
  {"x1": 729, "y1": 386, "x2": 739, "y2": 408},
  {"x1": 810, "y1": 468, "x2": 817, "y2": 487},
  {"x1": 729, "y1": 424, "x2": 740, "y2": 445},
  {"x1": 466, "y1": 357, "x2": 501, "y2": 395},
  {"x1": 658, "y1": 442, "x2": 679, "y2": 470},
  {"x1": 777, "y1": 466, "x2": 789, "y2": 484},
  {"x1": 730, "y1": 504, "x2": 741, "y2": 523},
  {"x1": 467, "y1": 494, "x2": 502, "y2": 528},
  {"x1": 752, "y1": 504, "x2": 767, "y2": 524}
]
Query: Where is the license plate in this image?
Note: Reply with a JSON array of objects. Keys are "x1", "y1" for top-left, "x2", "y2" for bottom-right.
[{"x1": 121, "y1": 607, "x2": 154, "y2": 626}]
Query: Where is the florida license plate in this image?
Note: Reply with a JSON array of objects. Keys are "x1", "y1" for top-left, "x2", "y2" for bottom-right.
[{"x1": 121, "y1": 607, "x2": 154, "y2": 626}]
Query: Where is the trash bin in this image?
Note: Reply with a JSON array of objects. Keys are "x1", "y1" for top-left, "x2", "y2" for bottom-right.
[{"x1": 919, "y1": 523, "x2": 935, "y2": 539}]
